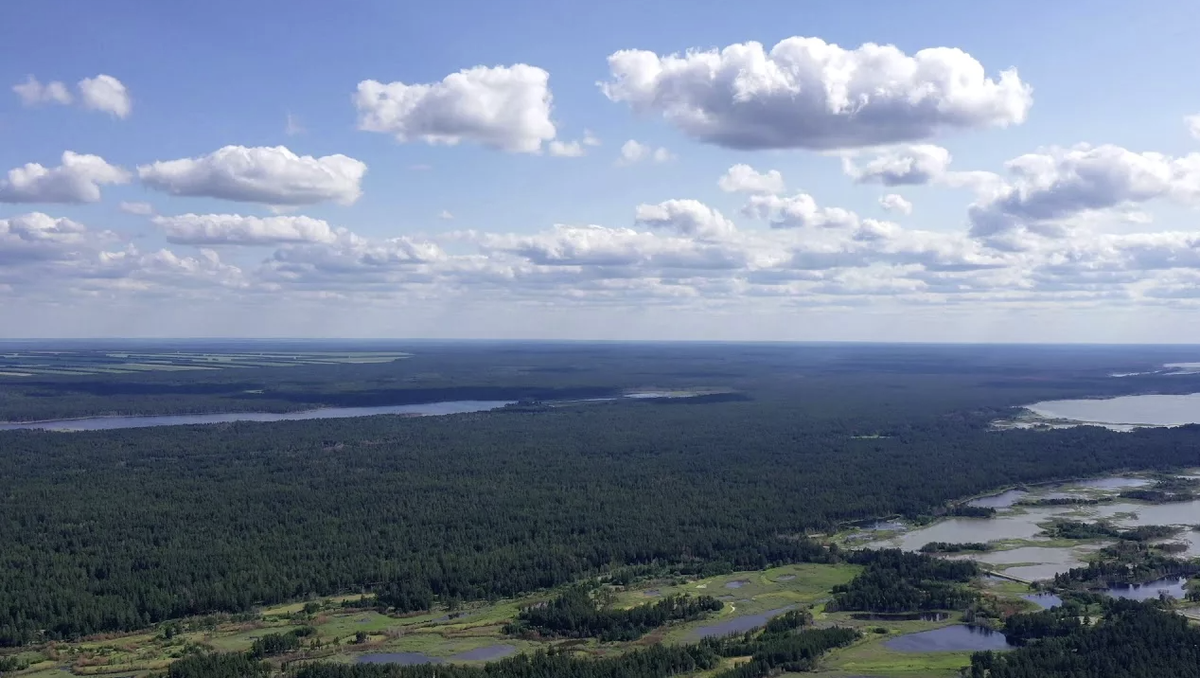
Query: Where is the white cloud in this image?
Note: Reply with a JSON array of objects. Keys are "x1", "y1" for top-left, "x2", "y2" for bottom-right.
[
  {"x1": 634, "y1": 199, "x2": 738, "y2": 239},
  {"x1": 718, "y1": 164, "x2": 785, "y2": 195},
  {"x1": 0, "y1": 152, "x2": 130, "y2": 204},
  {"x1": 743, "y1": 193, "x2": 862, "y2": 229},
  {"x1": 285, "y1": 113, "x2": 305, "y2": 136},
  {"x1": 601, "y1": 36, "x2": 1031, "y2": 150},
  {"x1": 355, "y1": 64, "x2": 556, "y2": 153},
  {"x1": 618, "y1": 140, "x2": 672, "y2": 165},
  {"x1": 968, "y1": 143, "x2": 1200, "y2": 239},
  {"x1": 119, "y1": 201, "x2": 155, "y2": 216},
  {"x1": 12, "y1": 76, "x2": 72, "y2": 106},
  {"x1": 438, "y1": 210, "x2": 454, "y2": 220},
  {"x1": 548, "y1": 130, "x2": 601, "y2": 157},
  {"x1": 137, "y1": 145, "x2": 367, "y2": 206},
  {"x1": 78, "y1": 75, "x2": 131, "y2": 119},
  {"x1": 843, "y1": 145, "x2": 952, "y2": 185},
  {"x1": 152, "y1": 213, "x2": 339, "y2": 246},
  {"x1": 549, "y1": 140, "x2": 585, "y2": 157},
  {"x1": 1187, "y1": 115, "x2": 1200, "y2": 141},
  {"x1": 879, "y1": 194, "x2": 913, "y2": 215}
]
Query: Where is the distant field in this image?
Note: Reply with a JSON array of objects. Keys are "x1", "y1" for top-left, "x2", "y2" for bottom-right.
[{"x1": 0, "y1": 350, "x2": 411, "y2": 377}]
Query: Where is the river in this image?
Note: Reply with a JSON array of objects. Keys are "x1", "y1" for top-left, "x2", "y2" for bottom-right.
[{"x1": 0, "y1": 400, "x2": 515, "y2": 432}]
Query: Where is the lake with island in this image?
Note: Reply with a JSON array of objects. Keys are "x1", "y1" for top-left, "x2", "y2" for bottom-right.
[{"x1": 862, "y1": 472, "x2": 1200, "y2": 586}]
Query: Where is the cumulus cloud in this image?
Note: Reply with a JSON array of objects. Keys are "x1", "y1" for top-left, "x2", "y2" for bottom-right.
[
  {"x1": 152, "y1": 213, "x2": 339, "y2": 246},
  {"x1": 263, "y1": 232, "x2": 444, "y2": 285},
  {"x1": 119, "y1": 201, "x2": 155, "y2": 216},
  {"x1": 968, "y1": 143, "x2": 1200, "y2": 239},
  {"x1": 0, "y1": 152, "x2": 130, "y2": 204},
  {"x1": 878, "y1": 194, "x2": 913, "y2": 215},
  {"x1": 12, "y1": 75, "x2": 72, "y2": 106},
  {"x1": 137, "y1": 145, "x2": 367, "y2": 206},
  {"x1": 635, "y1": 199, "x2": 738, "y2": 239},
  {"x1": 601, "y1": 36, "x2": 1032, "y2": 150},
  {"x1": 78, "y1": 75, "x2": 131, "y2": 118},
  {"x1": 843, "y1": 145, "x2": 952, "y2": 185},
  {"x1": 1187, "y1": 115, "x2": 1200, "y2": 141},
  {"x1": 355, "y1": 64, "x2": 556, "y2": 153},
  {"x1": 743, "y1": 192, "x2": 862, "y2": 229},
  {"x1": 438, "y1": 210, "x2": 454, "y2": 220},
  {"x1": 617, "y1": 140, "x2": 672, "y2": 165},
  {"x1": 718, "y1": 164, "x2": 785, "y2": 194},
  {"x1": 548, "y1": 130, "x2": 600, "y2": 157},
  {"x1": 482, "y1": 224, "x2": 745, "y2": 270}
]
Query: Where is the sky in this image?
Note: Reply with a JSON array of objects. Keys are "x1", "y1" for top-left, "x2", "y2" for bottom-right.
[{"x1": 3, "y1": 0, "x2": 1200, "y2": 341}]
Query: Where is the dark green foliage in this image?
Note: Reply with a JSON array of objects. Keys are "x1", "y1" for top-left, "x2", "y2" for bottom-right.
[
  {"x1": 1052, "y1": 541, "x2": 1200, "y2": 589},
  {"x1": 968, "y1": 600, "x2": 1200, "y2": 678},
  {"x1": 167, "y1": 653, "x2": 271, "y2": 678},
  {"x1": 1043, "y1": 520, "x2": 1178, "y2": 542},
  {"x1": 249, "y1": 632, "x2": 301, "y2": 658},
  {"x1": 504, "y1": 587, "x2": 722, "y2": 641},
  {"x1": 295, "y1": 645, "x2": 724, "y2": 678},
  {"x1": 827, "y1": 550, "x2": 979, "y2": 612},
  {"x1": 708, "y1": 627, "x2": 860, "y2": 678},
  {"x1": 918, "y1": 542, "x2": 991, "y2": 553},
  {"x1": 1001, "y1": 604, "x2": 1085, "y2": 645},
  {"x1": 945, "y1": 506, "x2": 996, "y2": 518}
]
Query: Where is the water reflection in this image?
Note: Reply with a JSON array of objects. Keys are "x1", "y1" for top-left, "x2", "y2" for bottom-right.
[
  {"x1": 1103, "y1": 577, "x2": 1188, "y2": 601},
  {"x1": 884, "y1": 625, "x2": 1013, "y2": 652}
]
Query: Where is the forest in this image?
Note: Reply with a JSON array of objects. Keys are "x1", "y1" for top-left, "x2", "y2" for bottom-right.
[
  {"x1": 3, "y1": 342, "x2": 1200, "y2": 649},
  {"x1": 825, "y1": 549, "x2": 979, "y2": 612}
]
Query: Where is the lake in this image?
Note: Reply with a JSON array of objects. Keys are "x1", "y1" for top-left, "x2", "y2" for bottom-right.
[
  {"x1": 884, "y1": 625, "x2": 1013, "y2": 652},
  {"x1": 1026, "y1": 393, "x2": 1200, "y2": 429},
  {"x1": 0, "y1": 400, "x2": 515, "y2": 432}
]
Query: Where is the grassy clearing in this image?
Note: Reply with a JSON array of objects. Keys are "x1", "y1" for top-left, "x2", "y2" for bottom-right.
[{"x1": 818, "y1": 637, "x2": 975, "y2": 677}]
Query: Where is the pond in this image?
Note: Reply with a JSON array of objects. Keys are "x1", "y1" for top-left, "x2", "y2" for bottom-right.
[
  {"x1": 0, "y1": 400, "x2": 515, "y2": 432},
  {"x1": 1026, "y1": 393, "x2": 1200, "y2": 429},
  {"x1": 356, "y1": 645, "x2": 517, "y2": 665},
  {"x1": 967, "y1": 489, "x2": 1028, "y2": 509},
  {"x1": 690, "y1": 606, "x2": 794, "y2": 639},
  {"x1": 1103, "y1": 576, "x2": 1188, "y2": 601},
  {"x1": 1022, "y1": 593, "x2": 1063, "y2": 609},
  {"x1": 885, "y1": 625, "x2": 1013, "y2": 652}
]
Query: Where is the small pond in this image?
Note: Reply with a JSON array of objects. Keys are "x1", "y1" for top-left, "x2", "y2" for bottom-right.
[
  {"x1": 967, "y1": 489, "x2": 1029, "y2": 509},
  {"x1": 884, "y1": 625, "x2": 1013, "y2": 652},
  {"x1": 1022, "y1": 593, "x2": 1063, "y2": 609},
  {"x1": 690, "y1": 606, "x2": 794, "y2": 639},
  {"x1": 356, "y1": 645, "x2": 517, "y2": 665}
]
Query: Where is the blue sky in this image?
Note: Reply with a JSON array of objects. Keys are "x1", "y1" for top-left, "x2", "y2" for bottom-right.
[{"x1": 3, "y1": 1, "x2": 1200, "y2": 340}]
